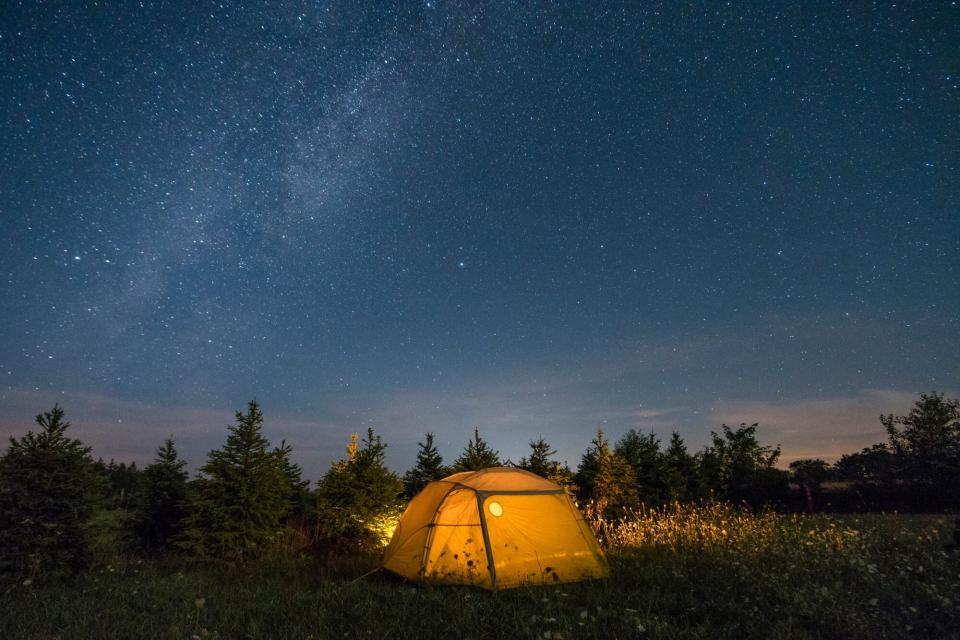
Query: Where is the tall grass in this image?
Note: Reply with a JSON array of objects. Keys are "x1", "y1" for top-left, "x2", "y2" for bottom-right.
[{"x1": 2, "y1": 505, "x2": 958, "y2": 639}]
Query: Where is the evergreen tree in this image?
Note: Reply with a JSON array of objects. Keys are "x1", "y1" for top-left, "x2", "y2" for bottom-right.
[
  {"x1": 575, "y1": 428, "x2": 638, "y2": 519},
  {"x1": 179, "y1": 401, "x2": 289, "y2": 561},
  {"x1": 518, "y1": 436, "x2": 556, "y2": 477},
  {"x1": 663, "y1": 432, "x2": 698, "y2": 501},
  {"x1": 274, "y1": 439, "x2": 312, "y2": 518},
  {"x1": 403, "y1": 432, "x2": 447, "y2": 497},
  {"x1": 132, "y1": 438, "x2": 188, "y2": 552},
  {"x1": 0, "y1": 405, "x2": 103, "y2": 580},
  {"x1": 315, "y1": 428, "x2": 404, "y2": 550},
  {"x1": 452, "y1": 428, "x2": 500, "y2": 471},
  {"x1": 518, "y1": 436, "x2": 574, "y2": 489},
  {"x1": 615, "y1": 429, "x2": 671, "y2": 507}
]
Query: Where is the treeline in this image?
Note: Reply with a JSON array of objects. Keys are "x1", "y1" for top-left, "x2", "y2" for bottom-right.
[{"x1": 0, "y1": 392, "x2": 957, "y2": 584}]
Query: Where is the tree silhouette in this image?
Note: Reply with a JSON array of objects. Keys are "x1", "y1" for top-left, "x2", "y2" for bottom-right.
[
  {"x1": 179, "y1": 400, "x2": 289, "y2": 560},
  {"x1": 663, "y1": 432, "x2": 698, "y2": 501},
  {"x1": 518, "y1": 436, "x2": 574, "y2": 489},
  {"x1": 615, "y1": 429, "x2": 671, "y2": 506},
  {"x1": 452, "y1": 428, "x2": 500, "y2": 471},
  {"x1": 789, "y1": 458, "x2": 830, "y2": 514},
  {"x1": 403, "y1": 432, "x2": 447, "y2": 497},
  {"x1": 315, "y1": 428, "x2": 404, "y2": 550},
  {"x1": 0, "y1": 405, "x2": 103, "y2": 580},
  {"x1": 274, "y1": 439, "x2": 312, "y2": 518},
  {"x1": 833, "y1": 443, "x2": 894, "y2": 484},
  {"x1": 700, "y1": 423, "x2": 787, "y2": 507},
  {"x1": 132, "y1": 437, "x2": 188, "y2": 552},
  {"x1": 575, "y1": 428, "x2": 638, "y2": 520},
  {"x1": 882, "y1": 391, "x2": 960, "y2": 504}
]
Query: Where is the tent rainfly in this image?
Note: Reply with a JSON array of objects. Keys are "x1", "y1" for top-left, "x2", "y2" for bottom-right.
[{"x1": 382, "y1": 467, "x2": 609, "y2": 589}]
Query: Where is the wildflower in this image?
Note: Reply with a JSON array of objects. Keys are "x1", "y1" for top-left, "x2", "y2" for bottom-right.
[{"x1": 195, "y1": 597, "x2": 206, "y2": 609}]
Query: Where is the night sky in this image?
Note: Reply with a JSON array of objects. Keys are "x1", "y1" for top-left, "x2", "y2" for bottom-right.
[{"x1": 2, "y1": 2, "x2": 957, "y2": 479}]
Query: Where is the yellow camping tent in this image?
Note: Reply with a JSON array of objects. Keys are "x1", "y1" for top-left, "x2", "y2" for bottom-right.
[{"x1": 382, "y1": 467, "x2": 609, "y2": 589}]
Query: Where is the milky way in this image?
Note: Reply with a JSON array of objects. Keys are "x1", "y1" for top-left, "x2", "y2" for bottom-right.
[{"x1": 1, "y1": 2, "x2": 957, "y2": 477}]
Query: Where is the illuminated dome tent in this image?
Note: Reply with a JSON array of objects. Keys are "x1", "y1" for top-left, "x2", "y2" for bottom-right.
[{"x1": 382, "y1": 467, "x2": 609, "y2": 589}]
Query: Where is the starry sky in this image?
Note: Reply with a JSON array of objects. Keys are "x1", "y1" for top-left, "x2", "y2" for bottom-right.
[{"x1": 1, "y1": 2, "x2": 958, "y2": 479}]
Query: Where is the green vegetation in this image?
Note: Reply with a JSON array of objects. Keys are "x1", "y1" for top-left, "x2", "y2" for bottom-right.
[
  {"x1": 132, "y1": 438, "x2": 189, "y2": 552},
  {"x1": 2, "y1": 393, "x2": 959, "y2": 638},
  {"x1": 1, "y1": 507, "x2": 956, "y2": 639},
  {"x1": 402, "y1": 431, "x2": 448, "y2": 497},
  {"x1": 314, "y1": 429, "x2": 404, "y2": 552},
  {"x1": 178, "y1": 401, "x2": 291, "y2": 561},
  {"x1": 0, "y1": 404, "x2": 104, "y2": 580},
  {"x1": 452, "y1": 427, "x2": 501, "y2": 471}
]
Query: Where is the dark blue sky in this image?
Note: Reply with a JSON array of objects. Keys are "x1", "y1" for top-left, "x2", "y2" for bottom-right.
[{"x1": 2, "y1": 1, "x2": 957, "y2": 478}]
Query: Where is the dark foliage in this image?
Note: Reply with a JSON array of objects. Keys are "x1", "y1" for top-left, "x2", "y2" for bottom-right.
[
  {"x1": 179, "y1": 401, "x2": 290, "y2": 561},
  {"x1": 93, "y1": 458, "x2": 142, "y2": 509},
  {"x1": 0, "y1": 405, "x2": 104, "y2": 581},
  {"x1": 452, "y1": 428, "x2": 500, "y2": 471},
  {"x1": 615, "y1": 429, "x2": 671, "y2": 507},
  {"x1": 274, "y1": 439, "x2": 312, "y2": 518},
  {"x1": 699, "y1": 423, "x2": 789, "y2": 508},
  {"x1": 575, "y1": 428, "x2": 638, "y2": 520},
  {"x1": 402, "y1": 432, "x2": 448, "y2": 497},
  {"x1": 132, "y1": 438, "x2": 189, "y2": 552},
  {"x1": 315, "y1": 429, "x2": 404, "y2": 551}
]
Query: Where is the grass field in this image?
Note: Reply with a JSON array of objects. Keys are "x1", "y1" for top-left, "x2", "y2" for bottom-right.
[{"x1": 3, "y1": 506, "x2": 958, "y2": 640}]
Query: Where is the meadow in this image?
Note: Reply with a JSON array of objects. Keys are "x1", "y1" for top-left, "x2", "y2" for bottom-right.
[{"x1": 3, "y1": 504, "x2": 957, "y2": 640}]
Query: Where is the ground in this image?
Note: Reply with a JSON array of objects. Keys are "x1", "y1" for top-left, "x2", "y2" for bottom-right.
[{"x1": 3, "y1": 510, "x2": 958, "y2": 639}]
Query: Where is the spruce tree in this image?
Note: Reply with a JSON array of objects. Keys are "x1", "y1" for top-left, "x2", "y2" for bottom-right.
[
  {"x1": 132, "y1": 438, "x2": 189, "y2": 552},
  {"x1": 179, "y1": 401, "x2": 289, "y2": 561},
  {"x1": 663, "y1": 432, "x2": 698, "y2": 501},
  {"x1": 274, "y1": 439, "x2": 312, "y2": 518},
  {"x1": 575, "y1": 427, "x2": 638, "y2": 520},
  {"x1": 315, "y1": 428, "x2": 404, "y2": 550},
  {"x1": 518, "y1": 436, "x2": 574, "y2": 488},
  {"x1": 0, "y1": 405, "x2": 103, "y2": 580},
  {"x1": 452, "y1": 428, "x2": 500, "y2": 471},
  {"x1": 403, "y1": 432, "x2": 447, "y2": 497},
  {"x1": 518, "y1": 436, "x2": 556, "y2": 477},
  {"x1": 615, "y1": 429, "x2": 671, "y2": 507}
]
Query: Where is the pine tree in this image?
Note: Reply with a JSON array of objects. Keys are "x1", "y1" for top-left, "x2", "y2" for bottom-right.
[
  {"x1": 403, "y1": 432, "x2": 447, "y2": 497},
  {"x1": 518, "y1": 436, "x2": 574, "y2": 489},
  {"x1": 518, "y1": 436, "x2": 555, "y2": 477},
  {"x1": 132, "y1": 437, "x2": 188, "y2": 552},
  {"x1": 615, "y1": 429, "x2": 671, "y2": 507},
  {"x1": 315, "y1": 428, "x2": 404, "y2": 550},
  {"x1": 575, "y1": 427, "x2": 638, "y2": 520},
  {"x1": 0, "y1": 405, "x2": 103, "y2": 580},
  {"x1": 179, "y1": 401, "x2": 290, "y2": 561},
  {"x1": 274, "y1": 439, "x2": 311, "y2": 518},
  {"x1": 663, "y1": 432, "x2": 698, "y2": 501},
  {"x1": 452, "y1": 428, "x2": 500, "y2": 471}
]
